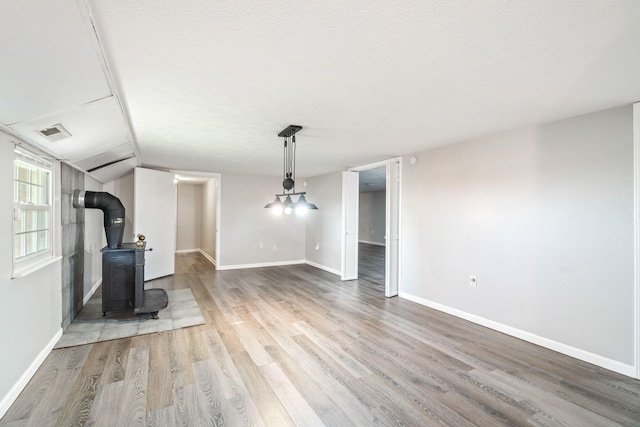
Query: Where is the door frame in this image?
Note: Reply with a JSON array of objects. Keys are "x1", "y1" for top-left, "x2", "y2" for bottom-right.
[
  {"x1": 171, "y1": 170, "x2": 221, "y2": 267},
  {"x1": 348, "y1": 157, "x2": 402, "y2": 297},
  {"x1": 633, "y1": 101, "x2": 640, "y2": 379}
]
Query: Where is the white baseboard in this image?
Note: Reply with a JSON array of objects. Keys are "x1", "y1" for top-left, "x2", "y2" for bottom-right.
[
  {"x1": 176, "y1": 249, "x2": 216, "y2": 267},
  {"x1": 198, "y1": 249, "x2": 216, "y2": 267},
  {"x1": 217, "y1": 259, "x2": 306, "y2": 271},
  {"x1": 305, "y1": 260, "x2": 341, "y2": 276},
  {"x1": 358, "y1": 240, "x2": 386, "y2": 247},
  {"x1": 175, "y1": 248, "x2": 200, "y2": 254},
  {"x1": 400, "y1": 292, "x2": 637, "y2": 378},
  {"x1": 83, "y1": 278, "x2": 102, "y2": 305},
  {"x1": 0, "y1": 327, "x2": 63, "y2": 419}
]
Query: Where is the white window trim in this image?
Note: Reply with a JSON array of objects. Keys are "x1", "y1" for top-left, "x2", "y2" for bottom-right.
[
  {"x1": 12, "y1": 147, "x2": 56, "y2": 279},
  {"x1": 12, "y1": 255, "x2": 62, "y2": 279}
]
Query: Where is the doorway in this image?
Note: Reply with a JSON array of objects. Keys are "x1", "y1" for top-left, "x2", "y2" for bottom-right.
[
  {"x1": 357, "y1": 167, "x2": 386, "y2": 289},
  {"x1": 343, "y1": 158, "x2": 401, "y2": 297},
  {"x1": 174, "y1": 172, "x2": 220, "y2": 268}
]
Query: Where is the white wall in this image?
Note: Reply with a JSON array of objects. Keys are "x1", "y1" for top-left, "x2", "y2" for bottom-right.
[
  {"x1": 201, "y1": 178, "x2": 217, "y2": 262},
  {"x1": 218, "y1": 173, "x2": 305, "y2": 268},
  {"x1": 401, "y1": 105, "x2": 634, "y2": 371},
  {"x1": 176, "y1": 183, "x2": 202, "y2": 251},
  {"x1": 83, "y1": 174, "x2": 105, "y2": 300},
  {"x1": 0, "y1": 132, "x2": 63, "y2": 416},
  {"x1": 305, "y1": 171, "x2": 343, "y2": 273},
  {"x1": 359, "y1": 190, "x2": 386, "y2": 245}
]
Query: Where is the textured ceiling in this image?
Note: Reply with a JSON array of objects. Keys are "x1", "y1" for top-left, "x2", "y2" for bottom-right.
[
  {"x1": 4, "y1": 1, "x2": 640, "y2": 181},
  {"x1": 359, "y1": 167, "x2": 387, "y2": 193}
]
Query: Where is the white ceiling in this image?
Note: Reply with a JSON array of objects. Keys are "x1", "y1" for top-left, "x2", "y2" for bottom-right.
[
  {"x1": 0, "y1": 0, "x2": 137, "y2": 181},
  {"x1": 359, "y1": 167, "x2": 387, "y2": 193},
  {"x1": 2, "y1": 1, "x2": 640, "y2": 182}
]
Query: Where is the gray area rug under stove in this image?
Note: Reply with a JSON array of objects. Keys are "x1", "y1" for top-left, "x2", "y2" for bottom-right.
[{"x1": 54, "y1": 288, "x2": 205, "y2": 348}]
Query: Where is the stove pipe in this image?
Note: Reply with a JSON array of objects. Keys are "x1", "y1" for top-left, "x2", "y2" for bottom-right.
[{"x1": 73, "y1": 190, "x2": 125, "y2": 249}]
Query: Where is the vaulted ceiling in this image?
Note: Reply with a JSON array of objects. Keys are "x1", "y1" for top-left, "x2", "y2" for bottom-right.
[{"x1": 2, "y1": 0, "x2": 640, "y2": 182}]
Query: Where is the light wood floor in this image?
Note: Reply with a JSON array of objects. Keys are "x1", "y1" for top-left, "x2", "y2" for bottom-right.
[
  {"x1": 358, "y1": 243, "x2": 385, "y2": 287},
  {"x1": 2, "y1": 253, "x2": 640, "y2": 426}
]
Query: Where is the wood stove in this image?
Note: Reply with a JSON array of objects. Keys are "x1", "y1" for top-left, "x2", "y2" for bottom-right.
[
  {"x1": 74, "y1": 190, "x2": 168, "y2": 318},
  {"x1": 101, "y1": 238, "x2": 168, "y2": 318}
]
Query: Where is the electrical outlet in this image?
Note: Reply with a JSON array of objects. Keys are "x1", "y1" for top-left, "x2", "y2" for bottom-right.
[
  {"x1": 259, "y1": 242, "x2": 263, "y2": 249},
  {"x1": 469, "y1": 275, "x2": 477, "y2": 287},
  {"x1": 273, "y1": 244, "x2": 277, "y2": 251},
  {"x1": 315, "y1": 243, "x2": 320, "y2": 251}
]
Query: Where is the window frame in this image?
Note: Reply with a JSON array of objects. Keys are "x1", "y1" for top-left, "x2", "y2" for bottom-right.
[{"x1": 13, "y1": 148, "x2": 54, "y2": 276}]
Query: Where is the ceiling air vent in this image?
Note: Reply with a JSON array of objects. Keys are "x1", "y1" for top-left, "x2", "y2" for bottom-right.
[{"x1": 38, "y1": 124, "x2": 71, "y2": 142}]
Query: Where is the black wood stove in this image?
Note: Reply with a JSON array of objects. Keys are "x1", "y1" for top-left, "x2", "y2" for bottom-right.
[
  {"x1": 74, "y1": 190, "x2": 168, "y2": 318},
  {"x1": 101, "y1": 238, "x2": 168, "y2": 318}
]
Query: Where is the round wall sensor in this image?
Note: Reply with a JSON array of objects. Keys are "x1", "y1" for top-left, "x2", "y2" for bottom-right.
[{"x1": 409, "y1": 156, "x2": 417, "y2": 165}]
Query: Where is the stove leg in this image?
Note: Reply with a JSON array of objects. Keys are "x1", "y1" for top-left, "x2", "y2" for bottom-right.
[{"x1": 151, "y1": 311, "x2": 159, "y2": 320}]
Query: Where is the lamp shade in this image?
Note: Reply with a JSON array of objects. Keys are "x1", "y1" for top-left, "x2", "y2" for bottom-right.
[
  {"x1": 296, "y1": 194, "x2": 318, "y2": 210},
  {"x1": 264, "y1": 195, "x2": 282, "y2": 209}
]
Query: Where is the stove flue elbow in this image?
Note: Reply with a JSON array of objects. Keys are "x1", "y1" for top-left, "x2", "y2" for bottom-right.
[{"x1": 73, "y1": 190, "x2": 126, "y2": 249}]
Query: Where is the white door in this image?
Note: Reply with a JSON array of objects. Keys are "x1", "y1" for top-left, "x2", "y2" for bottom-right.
[
  {"x1": 385, "y1": 161, "x2": 400, "y2": 297},
  {"x1": 341, "y1": 171, "x2": 359, "y2": 280},
  {"x1": 134, "y1": 167, "x2": 177, "y2": 280}
]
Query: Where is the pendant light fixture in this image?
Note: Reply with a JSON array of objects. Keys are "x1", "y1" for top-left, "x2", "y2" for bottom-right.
[{"x1": 265, "y1": 125, "x2": 318, "y2": 215}]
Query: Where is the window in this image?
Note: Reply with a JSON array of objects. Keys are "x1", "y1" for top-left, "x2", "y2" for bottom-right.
[{"x1": 13, "y1": 148, "x2": 53, "y2": 272}]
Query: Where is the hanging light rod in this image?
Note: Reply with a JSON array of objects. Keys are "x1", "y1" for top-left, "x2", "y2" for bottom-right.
[
  {"x1": 273, "y1": 191, "x2": 307, "y2": 197},
  {"x1": 277, "y1": 125, "x2": 302, "y2": 138},
  {"x1": 265, "y1": 125, "x2": 318, "y2": 215}
]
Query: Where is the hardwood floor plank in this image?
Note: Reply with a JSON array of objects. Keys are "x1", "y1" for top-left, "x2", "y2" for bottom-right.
[
  {"x1": 264, "y1": 344, "x2": 370, "y2": 427},
  {"x1": 230, "y1": 351, "x2": 295, "y2": 427},
  {"x1": 191, "y1": 360, "x2": 226, "y2": 427},
  {"x1": 173, "y1": 383, "x2": 203, "y2": 426},
  {"x1": 291, "y1": 320, "x2": 371, "y2": 379},
  {"x1": 199, "y1": 329, "x2": 267, "y2": 426},
  {"x1": 53, "y1": 371, "x2": 100, "y2": 426},
  {"x1": 358, "y1": 243, "x2": 385, "y2": 286},
  {"x1": 234, "y1": 304, "x2": 280, "y2": 349},
  {"x1": 98, "y1": 337, "x2": 131, "y2": 385},
  {"x1": 1, "y1": 350, "x2": 67, "y2": 423},
  {"x1": 357, "y1": 373, "x2": 467, "y2": 427},
  {"x1": 168, "y1": 330, "x2": 195, "y2": 387},
  {"x1": 490, "y1": 368, "x2": 636, "y2": 426},
  {"x1": 3, "y1": 252, "x2": 640, "y2": 427},
  {"x1": 192, "y1": 357, "x2": 265, "y2": 427},
  {"x1": 259, "y1": 362, "x2": 324, "y2": 426},
  {"x1": 250, "y1": 303, "x2": 380, "y2": 425},
  {"x1": 185, "y1": 326, "x2": 210, "y2": 364},
  {"x1": 336, "y1": 329, "x2": 478, "y2": 426},
  {"x1": 23, "y1": 347, "x2": 91, "y2": 427},
  {"x1": 85, "y1": 381, "x2": 124, "y2": 427},
  {"x1": 231, "y1": 321, "x2": 273, "y2": 366},
  {"x1": 146, "y1": 332, "x2": 174, "y2": 411},
  {"x1": 116, "y1": 346, "x2": 149, "y2": 427},
  {"x1": 53, "y1": 341, "x2": 118, "y2": 426},
  {"x1": 147, "y1": 406, "x2": 177, "y2": 427}
]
